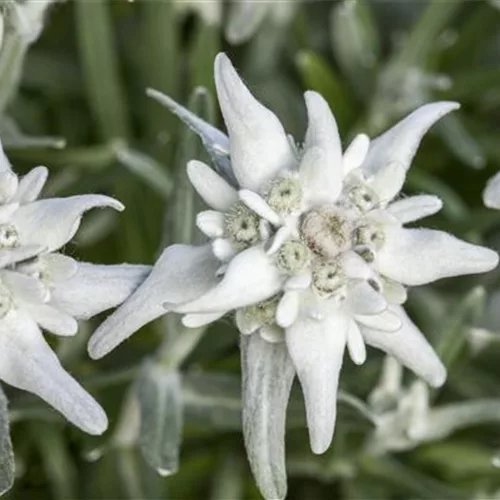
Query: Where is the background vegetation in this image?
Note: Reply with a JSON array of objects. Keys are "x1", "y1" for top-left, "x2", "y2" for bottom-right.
[{"x1": 2, "y1": 0, "x2": 500, "y2": 498}]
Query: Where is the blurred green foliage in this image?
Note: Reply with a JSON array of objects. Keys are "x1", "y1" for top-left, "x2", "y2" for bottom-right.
[{"x1": 2, "y1": 0, "x2": 500, "y2": 498}]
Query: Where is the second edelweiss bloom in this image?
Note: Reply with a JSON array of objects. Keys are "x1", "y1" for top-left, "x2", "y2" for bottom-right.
[
  {"x1": 0, "y1": 143, "x2": 150, "y2": 436},
  {"x1": 89, "y1": 54, "x2": 498, "y2": 499}
]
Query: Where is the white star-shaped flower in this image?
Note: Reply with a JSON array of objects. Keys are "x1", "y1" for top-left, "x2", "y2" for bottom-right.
[
  {"x1": 89, "y1": 53, "x2": 498, "y2": 499},
  {"x1": 0, "y1": 142, "x2": 150, "y2": 435}
]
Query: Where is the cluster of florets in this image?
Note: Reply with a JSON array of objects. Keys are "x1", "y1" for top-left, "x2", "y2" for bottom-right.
[{"x1": 217, "y1": 164, "x2": 392, "y2": 336}]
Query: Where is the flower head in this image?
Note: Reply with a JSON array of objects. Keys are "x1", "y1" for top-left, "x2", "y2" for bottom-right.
[
  {"x1": 0, "y1": 141, "x2": 150, "y2": 435},
  {"x1": 89, "y1": 53, "x2": 498, "y2": 498}
]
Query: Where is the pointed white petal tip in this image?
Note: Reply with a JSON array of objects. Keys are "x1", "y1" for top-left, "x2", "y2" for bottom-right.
[
  {"x1": 363, "y1": 101, "x2": 460, "y2": 176},
  {"x1": 343, "y1": 134, "x2": 370, "y2": 173},
  {"x1": 187, "y1": 160, "x2": 238, "y2": 212},
  {"x1": 483, "y1": 171, "x2": 500, "y2": 210},
  {"x1": 215, "y1": 52, "x2": 295, "y2": 191},
  {"x1": 311, "y1": 435, "x2": 332, "y2": 455},
  {"x1": 239, "y1": 189, "x2": 281, "y2": 226},
  {"x1": 84, "y1": 408, "x2": 109, "y2": 436},
  {"x1": 181, "y1": 311, "x2": 224, "y2": 328},
  {"x1": 429, "y1": 364, "x2": 447, "y2": 389}
]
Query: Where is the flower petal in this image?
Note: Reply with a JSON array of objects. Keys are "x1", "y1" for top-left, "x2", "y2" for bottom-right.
[
  {"x1": 0, "y1": 203, "x2": 19, "y2": 223},
  {"x1": 181, "y1": 311, "x2": 225, "y2": 328},
  {"x1": 346, "y1": 320, "x2": 366, "y2": 365},
  {"x1": 1, "y1": 269, "x2": 48, "y2": 304},
  {"x1": 0, "y1": 141, "x2": 13, "y2": 173},
  {"x1": 276, "y1": 291, "x2": 299, "y2": 328},
  {"x1": 343, "y1": 134, "x2": 370, "y2": 174},
  {"x1": 381, "y1": 278, "x2": 407, "y2": 305},
  {"x1": 187, "y1": 160, "x2": 238, "y2": 211},
  {"x1": 349, "y1": 282, "x2": 387, "y2": 316},
  {"x1": 51, "y1": 262, "x2": 151, "y2": 320},
  {"x1": 362, "y1": 102, "x2": 460, "y2": 176},
  {"x1": 303, "y1": 92, "x2": 343, "y2": 202},
  {"x1": 0, "y1": 171, "x2": 18, "y2": 204},
  {"x1": 25, "y1": 303, "x2": 78, "y2": 336},
  {"x1": 377, "y1": 227, "x2": 499, "y2": 286},
  {"x1": 175, "y1": 245, "x2": 284, "y2": 314},
  {"x1": 366, "y1": 161, "x2": 406, "y2": 204},
  {"x1": 12, "y1": 166, "x2": 48, "y2": 204},
  {"x1": 38, "y1": 253, "x2": 78, "y2": 283},
  {"x1": 360, "y1": 306, "x2": 446, "y2": 387},
  {"x1": 300, "y1": 147, "x2": 339, "y2": 207},
  {"x1": 355, "y1": 309, "x2": 402, "y2": 332},
  {"x1": 286, "y1": 311, "x2": 348, "y2": 454},
  {"x1": 196, "y1": 210, "x2": 225, "y2": 238},
  {"x1": 0, "y1": 245, "x2": 45, "y2": 268},
  {"x1": 88, "y1": 245, "x2": 219, "y2": 359},
  {"x1": 0, "y1": 312, "x2": 107, "y2": 434},
  {"x1": 239, "y1": 189, "x2": 281, "y2": 226},
  {"x1": 146, "y1": 89, "x2": 234, "y2": 184},
  {"x1": 236, "y1": 308, "x2": 261, "y2": 335},
  {"x1": 241, "y1": 333, "x2": 295, "y2": 500},
  {"x1": 483, "y1": 171, "x2": 500, "y2": 209},
  {"x1": 387, "y1": 195, "x2": 443, "y2": 224},
  {"x1": 260, "y1": 325, "x2": 285, "y2": 343},
  {"x1": 212, "y1": 238, "x2": 237, "y2": 262},
  {"x1": 11, "y1": 195, "x2": 124, "y2": 252},
  {"x1": 215, "y1": 53, "x2": 295, "y2": 191}
]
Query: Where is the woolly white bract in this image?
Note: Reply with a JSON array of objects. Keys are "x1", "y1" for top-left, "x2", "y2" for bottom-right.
[
  {"x1": 89, "y1": 54, "x2": 498, "y2": 499},
  {"x1": 0, "y1": 142, "x2": 149, "y2": 436}
]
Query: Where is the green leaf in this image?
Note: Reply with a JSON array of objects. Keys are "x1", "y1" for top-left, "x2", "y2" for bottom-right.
[
  {"x1": 164, "y1": 87, "x2": 216, "y2": 247},
  {"x1": 0, "y1": 116, "x2": 65, "y2": 150},
  {"x1": 436, "y1": 286, "x2": 486, "y2": 370},
  {"x1": 31, "y1": 422, "x2": 77, "y2": 500},
  {"x1": 210, "y1": 450, "x2": 244, "y2": 500},
  {"x1": 75, "y1": 0, "x2": 131, "y2": 141},
  {"x1": 330, "y1": 0, "x2": 380, "y2": 97},
  {"x1": 116, "y1": 146, "x2": 173, "y2": 200},
  {"x1": 0, "y1": 385, "x2": 14, "y2": 496},
  {"x1": 0, "y1": 32, "x2": 28, "y2": 114},
  {"x1": 135, "y1": 0, "x2": 179, "y2": 143},
  {"x1": 441, "y1": 3, "x2": 500, "y2": 71},
  {"x1": 137, "y1": 362, "x2": 183, "y2": 476},
  {"x1": 406, "y1": 167, "x2": 471, "y2": 222},
  {"x1": 391, "y1": 0, "x2": 463, "y2": 68},
  {"x1": 437, "y1": 114, "x2": 486, "y2": 169},
  {"x1": 360, "y1": 455, "x2": 467, "y2": 500},
  {"x1": 444, "y1": 67, "x2": 500, "y2": 102},
  {"x1": 415, "y1": 441, "x2": 498, "y2": 480}
]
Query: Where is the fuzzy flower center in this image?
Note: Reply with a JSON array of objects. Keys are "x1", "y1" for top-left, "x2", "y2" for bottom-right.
[
  {"x1": 301, "y1": 206, "x2": 353, "y2": 259},
  {"x1": 0, "y1": 224, "x2": 19, "y2": 249},
  {"x1": 266, "y1": 177, "x2": 302, "y2": 214},
  {"x1": 225, "y1": 202, "x2": 261, "y2": 248}
]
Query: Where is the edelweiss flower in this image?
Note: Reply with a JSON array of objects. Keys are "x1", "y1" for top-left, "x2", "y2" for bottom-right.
[
  {"x1": 89, "y1": 54, "x2": 498, "y2": 498},
  {"x1": 0, "y1": 142, "x2": 149, "y2": 435}
]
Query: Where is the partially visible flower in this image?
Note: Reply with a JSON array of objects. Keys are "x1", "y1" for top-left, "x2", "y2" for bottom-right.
[
  {"x1": 89, "y1": 54, "x2": 498, "y2": 499},
  {"x1": 0, "y1": 141, "x2": 150, "y2": 435},
  {"x1": 367, "y1": 357, "x2": 500, "y2": 456},
  {"x1": 225, "y1": 0, "x2": 297, "y2": 45}
]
